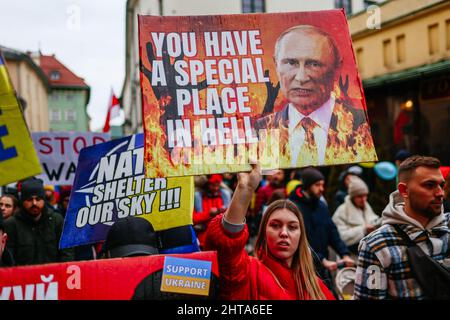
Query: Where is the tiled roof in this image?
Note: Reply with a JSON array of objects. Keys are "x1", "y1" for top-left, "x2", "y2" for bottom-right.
[{"x1": 39, "y1": 54, "x2": 89, "y2": 89}]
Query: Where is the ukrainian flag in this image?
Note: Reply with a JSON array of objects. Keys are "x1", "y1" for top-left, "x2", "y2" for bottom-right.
[
  {"x1": 0, "y1": 54, "x2": 13, "y2": 94},
  {"x1": 0, "y1": 50, "x2": 41, "y2": 185}
]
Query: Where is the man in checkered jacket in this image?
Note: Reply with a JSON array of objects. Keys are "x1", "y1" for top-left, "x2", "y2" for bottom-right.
[{"x1": 354, "y1": 155, "x2": 449, "y2": 299}]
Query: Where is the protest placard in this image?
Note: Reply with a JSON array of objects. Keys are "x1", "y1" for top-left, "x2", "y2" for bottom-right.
[
  {"x1": 31, "y1": 132, "x2": 110, "y2": 185},
  {"x1": 0, "y1": 52, "x2": 41, "y2": 186},
  {"x1": 59, "y1": 133, "x2": 194, "y2": 249},
  {"x1": 161, "y1": 256, "x2": 212, "y2": 296},
  {"x1": 139, "y1": 10, "x2": 378, "y2": 177},
  {"x1": 0, "y1": 251, "x2": 218, "y2": 300}
]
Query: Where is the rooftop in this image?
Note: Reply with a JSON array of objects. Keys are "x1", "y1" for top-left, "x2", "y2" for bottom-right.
[{"x1": 39, "y1": 54, "x2": 89, "y2": 89}]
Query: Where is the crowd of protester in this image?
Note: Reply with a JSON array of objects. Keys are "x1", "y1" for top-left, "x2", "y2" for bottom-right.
[{"x1": 1, "y1": 151, "x2": 449, "y2": 300}]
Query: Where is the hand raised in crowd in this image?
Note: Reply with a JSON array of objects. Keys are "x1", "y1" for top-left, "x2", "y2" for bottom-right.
[
  {"x1": 338, "y1": 255, "x2": 356, "y2": 267},
  {"x1": 225, "y1": 162, "x2": 262, "y2": 225},
  {"x1": 209, "y1": 207, "x2": 226, "y2": 218},
  {"x1": 237, "y1": 162, "x2": 262, "y2": 192},
  {"x1": 322, "y1": 259, "x2": 338, "y2": 272}
]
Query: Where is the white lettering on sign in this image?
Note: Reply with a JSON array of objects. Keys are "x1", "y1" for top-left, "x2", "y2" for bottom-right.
[
  {"x1": 166, "y1": 265, "x2": 209, "y2": 277},
  {"x1": 164, "y1": 278, "x2": 207, "y2": 290},
  {"x1": 0, "y1": 274, "x2": 58, "y2": 300}
]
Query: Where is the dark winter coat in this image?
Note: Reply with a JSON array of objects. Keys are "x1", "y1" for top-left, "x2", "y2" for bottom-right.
[
  {"x1": 289, "y1": 186, "x2": 350, "y2": 261},
  {"x1": 0, "y1": 247, "x2": 15, "y2": 267},
  {"x1": 4, "y1": 206, "x2": 74, "y2": 266}
]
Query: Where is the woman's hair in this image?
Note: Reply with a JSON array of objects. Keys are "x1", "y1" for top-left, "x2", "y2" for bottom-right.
[{"x1": 254, "y1": 199, "x2": 326, "y2": 300}]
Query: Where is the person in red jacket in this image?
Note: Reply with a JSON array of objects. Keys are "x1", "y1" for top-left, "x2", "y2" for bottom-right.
[
  {"x1": 204, "y1": 163, "x2": 335, "y2": 300},
  {"x1": 193, "y1": 174, "x2": 228, "y2": 249},
  {"x1": 253, "y1": 169, "x2": 286, "y2": 217}
]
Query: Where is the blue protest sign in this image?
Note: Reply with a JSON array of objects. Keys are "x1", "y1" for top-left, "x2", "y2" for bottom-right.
[{"x1": 60, "y1": 134, "x2": 194, "y2": 249}]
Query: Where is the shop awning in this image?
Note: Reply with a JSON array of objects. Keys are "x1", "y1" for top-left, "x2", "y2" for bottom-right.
[{"x1": 362, "y1": 60, "x2": 450, "y2": 89}]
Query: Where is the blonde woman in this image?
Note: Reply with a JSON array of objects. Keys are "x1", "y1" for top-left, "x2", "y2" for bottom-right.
[{"x1": 204, "y1": 163, "x2": 334, "y2": 300}]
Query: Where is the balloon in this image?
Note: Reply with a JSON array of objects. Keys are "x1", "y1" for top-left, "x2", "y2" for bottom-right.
[
  {"x1": 359, "y1": 162, "x2": 376, "y2": 168},
  {"x1": 374, "y1": 161, "x2": 397, "y2": 180}
]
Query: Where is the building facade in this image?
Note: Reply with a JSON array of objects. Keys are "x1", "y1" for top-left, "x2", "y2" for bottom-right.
[
  {"x1": 121, "y1": 0, "x2": 382, "y2": 135},
  {"x1": 2, "y1": 46, "x2": 50, "y2": 132},
  {"x1": 36, "y1": 54, "x2": 90, "y2": 132},
  {"x1": 348, "y1": 0, "x2": 450, "y2": 162}
]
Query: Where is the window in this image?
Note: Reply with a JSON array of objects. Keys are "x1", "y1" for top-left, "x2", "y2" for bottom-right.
[
  {"x1": 356, "y1": 47, "x2": 364, "y2": 72},
  {"x1": 65, "y1": 109, "x2": 76, "y2": 121},
  {"x1": 242, "y1": 0, "x2": 265, "y2": 13},
  {"x1": 50, "y1": 109, "x2": 61, "y2": 121},
  {"x1": 50, "y1": 71, "x2": 60, "y2": 81},
  {"x1": 428, "y1": 23, "x2": 439, "y2": 55},
  {"x1": 335, "y1": 0, "x2": 352, "y2": 15},
  {"x1": 158, "y1": 0, "x2": 163, "y2": 16},
  {"x1": 446, "y1": 19, "x2": 450, "y2": 50},
  {"x1": 396, "y1": 34, "x2": 405, "y2": 63},
  {"x1": 383, "y1": 39, "x2": 393, "y2": 68}
]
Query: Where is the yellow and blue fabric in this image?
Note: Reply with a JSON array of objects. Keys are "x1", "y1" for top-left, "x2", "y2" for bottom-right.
[
  {"x1": 161, "y1": 256, "x2": 212, "y2": 296},
  {"x1": 0, "y1": 52, "x2": 41, "y2": 186}
]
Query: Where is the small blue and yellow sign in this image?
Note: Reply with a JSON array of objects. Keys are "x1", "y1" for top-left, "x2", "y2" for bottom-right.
[{"x1": 161, "y1": 256, "x2": 212, "y2": 296}]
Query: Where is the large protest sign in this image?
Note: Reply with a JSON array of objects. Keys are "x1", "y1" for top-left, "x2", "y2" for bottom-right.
[
  {"x1": 139, "y1": 10, "x2": 378, "y2": 177},
  {"x1": 0, "y1": 51, "x2": 41, "y2": 186},
  {"x1": 0, "y1": 251, "x2": 218, "y2": 300},
  {"x1": 31, "y1": 131, "x2": 110, "y2": 185},
  {"x1": 60, "y1": 133, "x2": 194, "y2": 249}
]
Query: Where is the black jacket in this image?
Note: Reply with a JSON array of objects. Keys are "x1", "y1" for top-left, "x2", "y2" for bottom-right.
[
  {"x1": 4, "y1": 206, "x2": 74, "y2": 266},
  {"x1": 0, "y1": 247, "x2": 15, "y2": 267},
  {"x1": 289, "y1": 185, "x2": 350, "y2": 261}
]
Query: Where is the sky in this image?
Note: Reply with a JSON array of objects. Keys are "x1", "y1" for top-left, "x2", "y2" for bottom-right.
[{"x1": 0, "y1": 0, "x2": 127, "y2": 132}]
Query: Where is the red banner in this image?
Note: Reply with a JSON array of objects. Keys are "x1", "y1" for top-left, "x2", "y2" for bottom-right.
[{"x1": 0, "y1": 251, "x2": 218, "y2": 300}]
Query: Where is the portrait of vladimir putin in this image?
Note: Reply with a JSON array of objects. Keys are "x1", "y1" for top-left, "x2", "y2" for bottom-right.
[{"x1": 255, "y1": 25, "x2": 377, "y2": 168}]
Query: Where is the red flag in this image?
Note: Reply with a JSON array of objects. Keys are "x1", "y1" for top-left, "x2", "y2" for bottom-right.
[{"x1": 102, "y1": 91, "x2": 120, "y2": 133}]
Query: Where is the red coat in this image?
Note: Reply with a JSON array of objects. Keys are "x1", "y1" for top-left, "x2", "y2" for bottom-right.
[
  {"x1": 193, "y1": 195, "x2": 224, "y2": 248},
  {"x1": 204, "y1": 214, "x2": 335, "y2": 300}
]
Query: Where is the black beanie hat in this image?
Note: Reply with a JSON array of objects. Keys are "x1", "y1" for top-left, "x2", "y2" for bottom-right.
[
  {"x1": 395, "y1": 149, "x2": 412, "y2": 162},
  {"x1": 105, "y1": 216, "x2": 159, "y2": 258},
  {"x1": 301, "y1": 167, "x2": 325, "y2": 189},
  {"x1": 20, "y1": 178, "x2": 45, "y2": 202}
]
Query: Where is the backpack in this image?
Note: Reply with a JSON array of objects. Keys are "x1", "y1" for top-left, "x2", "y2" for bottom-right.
[{"x1": 393, "y1": 224, "x2": 450, "y2": 299}]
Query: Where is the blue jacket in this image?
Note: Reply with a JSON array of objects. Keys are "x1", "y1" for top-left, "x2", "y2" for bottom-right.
[{"x1": 289, "y1": 186, "x2": 350, "y2": 261}]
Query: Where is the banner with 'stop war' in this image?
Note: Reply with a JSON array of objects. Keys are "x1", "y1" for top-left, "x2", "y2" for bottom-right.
[
  {"x1": 31, "y1": 131, "x2": 110, "y2": 186},
  {"x1": 60, "y1": 133, "x2": 194, "y2": 249},
  {"x1": 138, "y1": 10, "x2": 377, "y2": 177}
]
